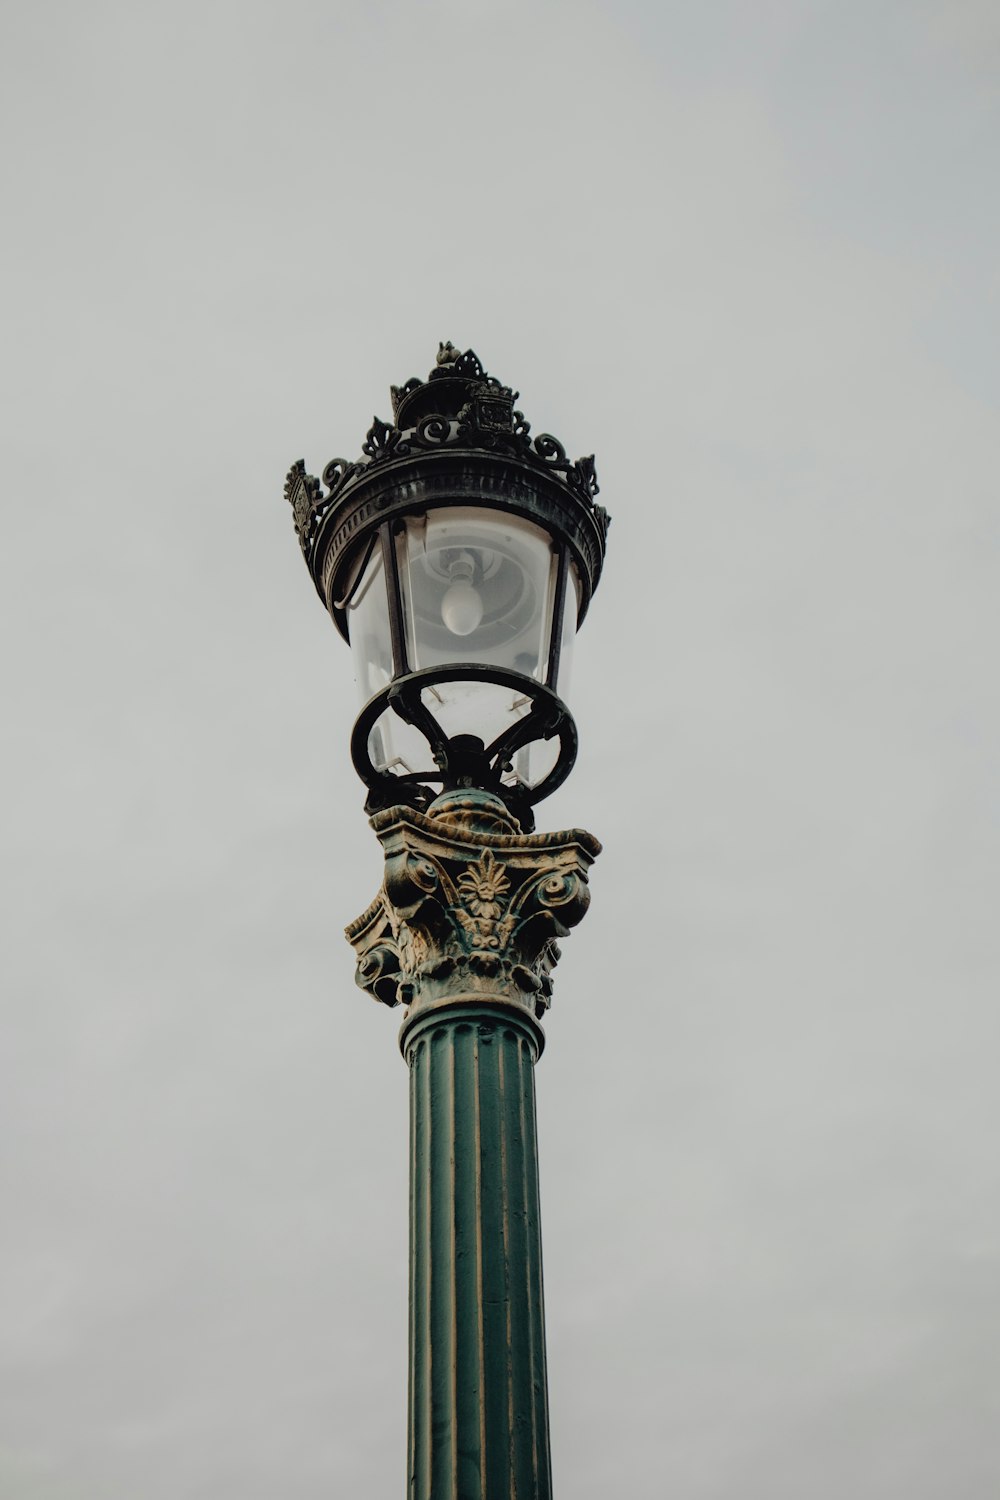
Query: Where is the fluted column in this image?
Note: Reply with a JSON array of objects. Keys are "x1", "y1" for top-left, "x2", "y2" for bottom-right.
[
  {"x1": 347, "y1": 789, "x2": 599, "y2": 1500},
  {"x1": 404, "y1": 1003, "x2": 549, "y2": 1500}
]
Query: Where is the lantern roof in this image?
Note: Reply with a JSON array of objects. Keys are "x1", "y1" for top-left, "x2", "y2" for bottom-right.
[{"x1": 284, "y1": 344, "x2": 610, "y2": 633}]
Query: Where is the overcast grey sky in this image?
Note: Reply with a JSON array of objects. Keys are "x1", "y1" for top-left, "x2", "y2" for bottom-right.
[{"x1": 3, "y1": 1, "x2": 999, "y2": 1496}]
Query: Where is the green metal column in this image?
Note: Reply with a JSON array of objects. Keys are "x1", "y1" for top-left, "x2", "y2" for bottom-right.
[
  {"x1": 402, "y1": 1002, "x2": 550, "y2": 1500},
  {"x1": 346, "y1": 790, "x2": 599, "y2": 1500}
]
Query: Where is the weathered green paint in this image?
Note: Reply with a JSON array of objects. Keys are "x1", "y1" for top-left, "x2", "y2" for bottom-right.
[{"x1": 402, "y1": 1001, "x2": 551, "y2": 1500}]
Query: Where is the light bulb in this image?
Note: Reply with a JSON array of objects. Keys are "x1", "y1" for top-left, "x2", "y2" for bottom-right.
[{"x1": 441, "y1": 579, "x2": 484, "y2": 636}]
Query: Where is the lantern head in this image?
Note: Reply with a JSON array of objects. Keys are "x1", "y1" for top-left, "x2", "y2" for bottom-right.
[{"x1": 285, "y1": 345, "x2": 609, "y2": 829}]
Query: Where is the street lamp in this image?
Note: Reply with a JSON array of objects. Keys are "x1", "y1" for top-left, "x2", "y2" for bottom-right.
[{"x1": 286, "y1": 343, "x2": 608, "y2": 1500}]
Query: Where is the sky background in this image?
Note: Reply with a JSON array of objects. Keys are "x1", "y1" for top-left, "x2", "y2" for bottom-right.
[{"x1": 2, "y1": 1, "x2": 999, "y2": 1495}]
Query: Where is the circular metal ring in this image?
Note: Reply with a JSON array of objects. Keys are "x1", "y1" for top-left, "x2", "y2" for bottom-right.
[{"x1": 350, "y1": 665, "x2": 578, "y2": 813}]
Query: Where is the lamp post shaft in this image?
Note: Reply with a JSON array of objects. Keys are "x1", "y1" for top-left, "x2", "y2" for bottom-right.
[{"x1": 405, "y1": 1004, "x2": 550, "y2": 1500}]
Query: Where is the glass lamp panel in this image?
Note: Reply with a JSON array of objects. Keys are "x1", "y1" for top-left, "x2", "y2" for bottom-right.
[
  {"x1": 365, "y1": 707, "x2": 432, "y2": 780},
  {"x1": 344, "y1": 543, "x2": 393, "y2": 706},
  {"x1": 551, "y1": 559, "x2": 581, "y2": 700},
  {"x1": 400, "y1": 509, "x2": 557, "y2": 679}
]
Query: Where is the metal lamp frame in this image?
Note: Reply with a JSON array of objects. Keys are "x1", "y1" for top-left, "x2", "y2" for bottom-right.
[{"x1": 285, "y1": 346, "x2": 609, "y2": 825}]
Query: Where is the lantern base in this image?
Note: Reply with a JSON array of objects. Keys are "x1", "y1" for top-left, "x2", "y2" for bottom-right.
[{"x1": 350, "y1": 666, "x2": 578, "y2": 832}]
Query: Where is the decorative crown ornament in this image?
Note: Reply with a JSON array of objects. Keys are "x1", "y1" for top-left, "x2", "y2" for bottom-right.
[{"x1": 283, "y1": 344, "x2": 610, "y2": 608}]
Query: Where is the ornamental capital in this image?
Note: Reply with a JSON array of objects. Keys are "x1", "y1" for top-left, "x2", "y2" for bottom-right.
[{"x1": 345, "y1": 790, "x2": 600, "y2": 1024}]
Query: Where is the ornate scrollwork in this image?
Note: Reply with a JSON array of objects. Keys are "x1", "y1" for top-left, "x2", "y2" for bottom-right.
[
  {"x1": 390, "y1": 377, "x2": 421, "y2": 417},
  {"x1": 413, "y1": 414, "x2": 453, "y2": 447},
  {"x1": 321, "y1": 456, "x2": 363, "y2": 497},
  {"x1": 590, "y1": 500, "x2": 611, "y2": 543},
  {"x1": 284, "y1": 460, "x2": 317, "y2": 534},
  {"x1": 574, "y1": 454, "x2": 599, "y2": 499},
  {"x1": 345, "y1": 794, "x2": 600, "y2": 1020},
  {"x1": 532, "y1": 433, "x2": 568, "y2": 468},
  {"x1": 285, "y1": 345, "x2": 610, "y2": 568},
  {"x1": 452, "y1": 348, "x2": 485, "y2": 380},
  {"x1": 362, "y1": 416, "x2": 410, "y2": 461},
  {"x1": 284, "y1": 459, "x2": 325, "y2": 553}
]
